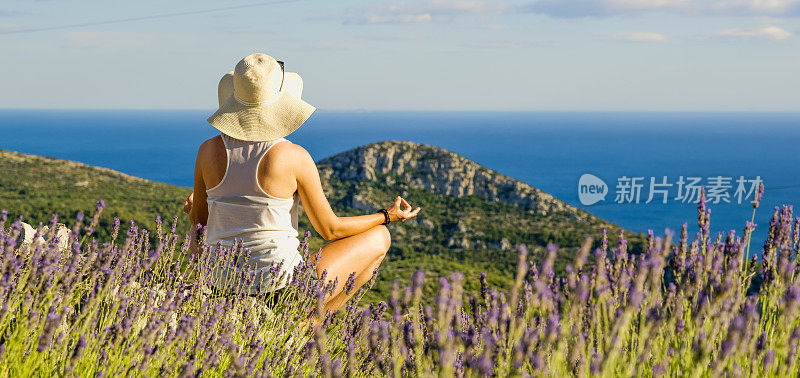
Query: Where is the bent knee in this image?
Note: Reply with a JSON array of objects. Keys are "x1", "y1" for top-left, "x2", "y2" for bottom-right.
[{"x1": 369, "y1": 224, "x2": 391, "y2": 254}]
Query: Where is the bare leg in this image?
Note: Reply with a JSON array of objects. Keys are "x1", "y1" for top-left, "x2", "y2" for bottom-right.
[
  {"x1": 307, "y1": 225, "x2": 391, "y2": 313},
  {"x1": 323, "y1": 252, "x2": 385, "y2": 311}
]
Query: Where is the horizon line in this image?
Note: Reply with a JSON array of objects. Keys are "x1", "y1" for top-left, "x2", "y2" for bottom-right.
[{"x1": 1, "y1": 108, "x2": 799, "y2": 114}]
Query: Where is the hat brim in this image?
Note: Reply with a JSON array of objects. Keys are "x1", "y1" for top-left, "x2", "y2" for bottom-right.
[{"x1": 207, "y1": 90, "x2": 315, "y2": 142}]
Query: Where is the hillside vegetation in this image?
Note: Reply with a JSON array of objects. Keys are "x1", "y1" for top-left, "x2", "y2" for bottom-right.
[{"x1": 0, "y1": 149, "x2": 190, "y2": 240}]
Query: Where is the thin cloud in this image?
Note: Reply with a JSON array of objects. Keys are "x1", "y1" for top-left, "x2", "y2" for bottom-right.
[
  {"x1": 0, "y1": 10, "x2": 28, "y2": 17},
  {"x1": 449, "y1": 38, "x2": 550, "y2": 51},
  {"x1": 222, "y1": 26, "x2": 278, "y2": 35},
  {"x1": 301, "y1": 41, "x2": 365, "y2": 51},
  {"x1": 714, "y1": 25, "x2": 793, "y2": 40},
  {"x1": 522, "y1": 0, "x2": 800, "y2": 18},
  {"x1": 0, "y1": 24, "x2": 22, "y2": 32},
  {"x1": 60, "y1": 30, "x2": 160, "y2": 50},
  {"x1": 361, "y1": 33, "x2": 424, "y2": 41},
  {"x1": 354, "y1": 13, "x2": 432, "y2": 24},
  {"x1": 1, "y1": 0, "x2": 304, "y2": 35},
  {"x1": 604, "y1": 31, "x2": 668, "y2": 42},
  {"x1": 344, "y1": 1, "x2": 511, "y2": 24}
]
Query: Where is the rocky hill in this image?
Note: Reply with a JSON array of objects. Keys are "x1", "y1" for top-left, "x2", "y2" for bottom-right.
[
  {"x1": 0, "y1": 142, "x2": 640, "y2": 301},
  {"x1": 318, "y1": 140, "x2": 581, "y2": 216}
]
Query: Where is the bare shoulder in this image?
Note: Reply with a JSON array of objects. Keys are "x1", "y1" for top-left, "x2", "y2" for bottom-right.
[
  {"x1": 197, "y1": 135, "x2": 224, "y2": 160},
  {"x1": 271, "y1": 140, "x2": 315, "y2": 165},
  {"x1": 200, "y1": 135, "x2": 223, "y2": 151}
]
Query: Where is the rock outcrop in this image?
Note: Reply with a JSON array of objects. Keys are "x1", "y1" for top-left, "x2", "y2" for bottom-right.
[
  {"x1": 11, "y1": 221, "x2": 71, "y2": 251},
  {"x1": 317, "y1": 140, "x2": 575, "y2": 216}
]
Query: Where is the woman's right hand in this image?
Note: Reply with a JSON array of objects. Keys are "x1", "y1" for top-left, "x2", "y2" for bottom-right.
[
  {"x1": 183, "y1": 192, "x2": 194, "y2": 214},
  {"x1": 387, "y1": 196, "x2": 421, "y2": 222}
]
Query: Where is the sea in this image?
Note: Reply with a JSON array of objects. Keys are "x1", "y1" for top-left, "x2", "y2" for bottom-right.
[{"x1": 1, "y1": 109, "x2": 798, "y2": 253}]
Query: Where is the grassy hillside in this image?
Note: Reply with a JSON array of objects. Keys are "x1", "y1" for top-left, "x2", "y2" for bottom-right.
[
  {"x1": 0, "y1": 145, "x2": 642, "y2": 303},
  {"x1": 0, "y1": 149, "x2": 191, "y2": 240}
]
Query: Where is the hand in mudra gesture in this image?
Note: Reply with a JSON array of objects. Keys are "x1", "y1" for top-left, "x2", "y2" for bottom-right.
[{"x1": 387, "y1": 196, "x2": 421, "y2": 222}]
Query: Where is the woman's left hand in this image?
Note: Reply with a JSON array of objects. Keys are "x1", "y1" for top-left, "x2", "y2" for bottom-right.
[
  {"x1": 183, "y1": 192, "x2": 194, "y2": 214},
  {"x1": 387, "y1": 196, "x2": 421, "y2": 222}
]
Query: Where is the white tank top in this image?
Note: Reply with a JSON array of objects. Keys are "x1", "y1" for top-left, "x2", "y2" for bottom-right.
[{"x1": 205, "y1": 134, "x2": 302, "y2": 294}]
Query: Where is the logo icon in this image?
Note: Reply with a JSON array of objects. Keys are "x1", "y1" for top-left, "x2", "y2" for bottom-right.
[{"x1": 578, "y1": 174, "x2": 607, "y2": 206}]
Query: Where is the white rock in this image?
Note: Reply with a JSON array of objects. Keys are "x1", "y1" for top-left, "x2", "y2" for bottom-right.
[
  {"x1": 44, "y1": 223, "x2": 71, "y2": 251},
  {"x1": 16, "y1": 221, "x2": 45, "y2": 248}
]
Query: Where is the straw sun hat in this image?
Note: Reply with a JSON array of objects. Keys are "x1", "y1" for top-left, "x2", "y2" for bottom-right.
[{"x1": 207, "y1": 53, "x2": 316, "y2": 142}]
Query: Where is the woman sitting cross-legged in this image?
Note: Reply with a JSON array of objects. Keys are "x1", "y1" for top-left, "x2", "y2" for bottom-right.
[{"x1": 185, "y1": 53, "x2": 421, "y2": 315}]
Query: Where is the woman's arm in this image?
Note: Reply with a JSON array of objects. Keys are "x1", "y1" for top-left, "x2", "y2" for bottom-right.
[
  {"x1": 188, "y1": 144, "x2": 210, "y2": 255},
  {"x1": 294, "y1": 146, "x2": 420, "y2": 241},
  {"x1": 189, "y1": 147, "x2": 209, "y2": 228}
]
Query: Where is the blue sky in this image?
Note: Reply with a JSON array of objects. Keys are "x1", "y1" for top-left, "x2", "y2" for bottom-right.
[{"x1": 0, "y1": 0, "x2": 798, "y2": 111}]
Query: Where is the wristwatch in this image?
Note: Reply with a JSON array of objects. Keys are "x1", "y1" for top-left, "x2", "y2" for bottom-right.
[{"x1": 377, "y1": 209, "x2": 390, "y2": 225}]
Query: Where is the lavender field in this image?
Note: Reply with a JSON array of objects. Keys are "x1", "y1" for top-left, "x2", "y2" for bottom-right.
[{"x1": 1, "y1": 186, "x2": 800, "y2": 377}]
